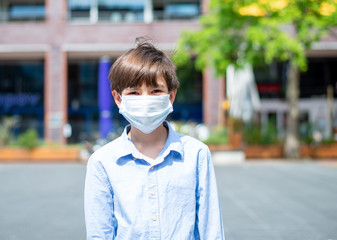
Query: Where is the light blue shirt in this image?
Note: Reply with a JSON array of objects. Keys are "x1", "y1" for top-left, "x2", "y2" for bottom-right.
[{"x1": 84, "y1": 121, "x2": 225, "y2": 240}]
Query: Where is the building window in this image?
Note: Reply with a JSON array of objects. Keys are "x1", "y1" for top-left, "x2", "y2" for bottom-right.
[
  {"x1": 254, "y1": 61, "x2": 287, "y2": 99},
  {"x1": 68, "y1": 0, "x2": 91, "y2": 21},
  {"x1": 0, "y1": 60, "x2": 44, "y2": 138},
  {"x1": 68, "y1": 0, "x2": 144, "y2": 23},
  {"x1": 254, "y1": 58, "x2": 337, "y2": 99},
  {"x1": 153, "y1": 0, "x2": 200, "y2": 20},
  {"x1": 173, "y1": 59, "x2": 203, "y2": 122},
  {"x1": 9, "y1": 4, "x2": 45, "y2": 21},
  {"x1": 164, "y1": 3, "x2": 199, "y2": 19},
  {"x1": 67, "y1": 0, "x2": 200, "y2": 23},
  {"x1": 300, "y1": 58, "x2": 337, "y2": 98},
  {"x1": 0, "y1": 0, "x2": 45, "y2": 22},
  {"x1": 98, "y1": 0, "x2": 144, "y2": 22},
  {"x1": 68, "y1": 60, "x2": 100, "y2": 143}
]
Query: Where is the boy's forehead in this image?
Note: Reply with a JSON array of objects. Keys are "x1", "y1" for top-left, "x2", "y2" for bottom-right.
[
  {"x1": 154, "y1": 77, "x2": 167, "y2": 88},
  {"x1": 126, "y1": 82, "x2": 167, "y2": 90},
  {"x1": 126, "y1": 77, "x2": 168, "y2": 89}
]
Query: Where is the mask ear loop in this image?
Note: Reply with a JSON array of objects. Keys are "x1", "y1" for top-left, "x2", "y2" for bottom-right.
[
  {"x1": 118, "y1": 93, "x2": 123, "y2": 100},
  {"x1": 116, "y1": 93, "x2": 123, "y2": 106},
  {"x1": 168, "y1": 91, "x2": 174, "y2": 102}
]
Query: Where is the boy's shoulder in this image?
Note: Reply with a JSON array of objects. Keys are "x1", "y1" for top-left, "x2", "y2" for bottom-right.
[
  {"x1": 173, "y1": 130, "x2": 209, "y2": 152},
  {"x1": 88, "y1": 135, "x2": 125, "y2": 164}
]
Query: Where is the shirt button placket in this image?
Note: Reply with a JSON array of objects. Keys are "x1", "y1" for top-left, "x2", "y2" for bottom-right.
[{"x1": 148, "y1": 165, "x2": 160, "y2": 239}]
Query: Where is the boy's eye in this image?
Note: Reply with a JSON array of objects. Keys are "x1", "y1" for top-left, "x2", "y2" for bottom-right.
[
  {"x1": 152, "y1": 89, "x2": 163, "y2": 94},
  {"x1": 128, "y1": 92, "x2": 139, "y2": 95}
]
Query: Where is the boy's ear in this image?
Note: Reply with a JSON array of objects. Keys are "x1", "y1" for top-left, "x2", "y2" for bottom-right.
[
  {"x1": 112, "y1": 90, "x2": 122, "y2": 108},
  {"x1": 169, "y1": 89, "x2": 177, "y2": 104}
]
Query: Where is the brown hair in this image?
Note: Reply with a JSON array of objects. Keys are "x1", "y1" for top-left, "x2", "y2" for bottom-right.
[{"x1": 108, "y1": 37, "x2": 179, "y2": 93}]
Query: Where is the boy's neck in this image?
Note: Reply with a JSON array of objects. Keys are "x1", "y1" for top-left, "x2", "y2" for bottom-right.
[{"x1": 128, "y1": 124, "x2": 168, "y2": 160}]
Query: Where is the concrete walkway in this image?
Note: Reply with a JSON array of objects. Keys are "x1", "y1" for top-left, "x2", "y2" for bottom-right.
[
  {"x1": 0, "y1": 163, "x2": 86, "y2": 240},
  {"x1": 216, "y1": 161, "x2": 337, "y2": 240},
  {"x1": 0, "y1": 160, "x2": 336, "y2": 240}
]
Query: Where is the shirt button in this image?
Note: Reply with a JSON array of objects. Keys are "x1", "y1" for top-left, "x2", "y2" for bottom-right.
[
  {"x1": 150, "y1": 167, "x2": 154, "y2": 170},
  {"x1": 152, "y1": 216, "x2": 157, "y2": 221},
  {"x1": 133, "y1": 157, "x2": 137, "y2": 161},
  {"x1": 150, "y1": 190, "x2": 155, "y2": 196}
]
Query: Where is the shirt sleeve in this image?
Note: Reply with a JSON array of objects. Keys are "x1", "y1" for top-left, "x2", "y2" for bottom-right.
[
  {"x1": 195, "y1": 147, "x2": 225, "y2": 240},
  {"x1": 84, "y1": 155, "x2": 116, "y2": 240}
]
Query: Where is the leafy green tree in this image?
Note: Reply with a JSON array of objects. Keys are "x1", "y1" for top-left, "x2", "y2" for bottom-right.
[{"x1": 175, "y1": 0, "x2": 337, "y2": 158}]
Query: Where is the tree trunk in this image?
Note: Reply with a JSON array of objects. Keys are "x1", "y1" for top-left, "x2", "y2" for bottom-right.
[{"x1": 284, "y1": 63, "x2": 300, "y2": 159}]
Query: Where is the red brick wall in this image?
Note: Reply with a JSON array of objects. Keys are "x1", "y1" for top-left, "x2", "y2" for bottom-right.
[
  {"x1": 203, "y1": 68, "x2": 225, "y2": 125},
  {"x1": 0, "y1": 0, "x2": 201, "y2": 143}
]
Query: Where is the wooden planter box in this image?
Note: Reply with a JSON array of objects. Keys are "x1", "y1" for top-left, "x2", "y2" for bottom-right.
[
  {"x1": 0, "y1": 146, "x2": 80, "y2": 162},
  {"x1": 300, "y1": 143, "x2": 337, "y2": 158},
  {"x1": 244, "y1": 145, "x2": 284, "y2": 159},
  {"x1": 245, "y1": 144, "x2": 337, "y2": 159},
  {"x1": 207, "y1": 133, "x2": 243, "y2": 152},
  {"x1": 208, "y1": 144, "x2": 237, "y2": 152},
  {"x1": 228, "y1": 132, "x2": 242, "y2": 150}
]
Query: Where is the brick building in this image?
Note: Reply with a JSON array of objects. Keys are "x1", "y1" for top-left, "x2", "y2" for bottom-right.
[
  {"x1": 0, "y1": 0, "x2": 336, "y2": 144},
  {"x1": 0, "y1": 0, "x2": 210, "y2": 143}
]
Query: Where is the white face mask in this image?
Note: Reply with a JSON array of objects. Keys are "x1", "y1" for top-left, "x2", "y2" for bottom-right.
[{"x1": 119, "y1": 94, "x2": 173, "y2": 134}]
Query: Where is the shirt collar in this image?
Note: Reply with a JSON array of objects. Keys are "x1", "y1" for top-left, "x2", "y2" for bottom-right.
[
  {"x1": 115, "y1": 121, "x2": 183, "y2": 164},
  {"x1": 161, "y1": 121, "x2": 184, "y2": 159}
]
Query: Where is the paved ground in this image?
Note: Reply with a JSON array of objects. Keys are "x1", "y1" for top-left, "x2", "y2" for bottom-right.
[
  {"x1": 0, "y1": 160, "x2": 336, "y2": 240},
  {"x1": 216, "y1": 161, "x2": 337, "y2": 240},
  {"x1": 0, "y1": 163, "x2": 86, "y2": 240}
]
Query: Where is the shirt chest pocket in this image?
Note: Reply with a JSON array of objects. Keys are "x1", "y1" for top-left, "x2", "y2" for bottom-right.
[
  {"x1": 167, "y1": 184, "x2": 195, "y2": 198},
  {"x1": 161, "y1": 179, "x2": 196, "y2": 224},
  {"x1": 165, "y1": 167, "x2": 196, "y2": 196}
]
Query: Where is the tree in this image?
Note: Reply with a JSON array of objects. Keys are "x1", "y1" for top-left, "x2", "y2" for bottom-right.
[{"x1": 174, "y1": 0, "x2": 337, "y2": 158}]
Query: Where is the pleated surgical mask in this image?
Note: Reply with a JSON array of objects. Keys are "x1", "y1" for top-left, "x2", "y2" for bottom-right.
[{"x1": 119, "y1": 94, "x2": 173, "y2": 134}]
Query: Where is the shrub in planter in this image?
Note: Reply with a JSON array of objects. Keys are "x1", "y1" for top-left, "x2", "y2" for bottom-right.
[
  {"x1": 203, "y1": 126, "x2": 228, "y2": 145},
  {"x1": 243, "y1": 121, "x2": 283, "y2": 158},
  {"x1": 18, "y1": 129, "x2": 39, "y2": 150},
  {"x1": 243, "y1": 121, "x2": 279, "y2": 145},
  {"x1": 228, "y1": 117, "x2": 244, "y2": 134},
  {"x1": 0, "y1": 117, "x2": 16, "y2": 147},
  {"x1": 243, "y1": 123, "x2": 262, "y2": 145}
]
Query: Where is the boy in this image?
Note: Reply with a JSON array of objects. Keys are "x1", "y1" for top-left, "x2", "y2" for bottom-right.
[{"x1": 84, "y1": 38, "x2": 225, "y2": 240}]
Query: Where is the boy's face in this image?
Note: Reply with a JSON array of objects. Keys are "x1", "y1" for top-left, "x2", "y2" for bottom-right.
[{"x1": 112, "y1": 77, "x2": 177, "y2": 109}]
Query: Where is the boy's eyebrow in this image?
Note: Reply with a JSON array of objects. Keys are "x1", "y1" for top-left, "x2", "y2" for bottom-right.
[
  {"x1": 126, "y1": 84, "x2": 166, "y2": 90},
  {"x1": 124, "y1": 87, "x2": 140, "y2": 91},
  {"x1": 123, "y1": 82, "x2": 167, "y2": 91},
  {"x1": 156, "y1": 83, "x2": 166, "y2": 88}
]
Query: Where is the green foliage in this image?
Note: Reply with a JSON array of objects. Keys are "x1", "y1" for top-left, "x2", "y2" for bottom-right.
[
  {"x1": 175, "y1": 0, "x2": 337, "y2": 75},
  {"x1": 0, "y1": 117, "x2": 16, "y2": 147},
  {"x1": 299, "y1": 122, "x2": 314, "y2": 144},
  {"x1": 243, "y1": 121, "x2": 279, "y2": 145},
  {"x1": 321, "y1": 137, "x2": 335, "y2": 145},
  {"x1": 261, "y1": 121, "x2": 279, "y2": 145},
  {"x1": 243, "y1": 123, "x2": 262, "y2": 144},
  {"x1": 228, "y1": 117, "x2": 244, "y2": 133},
  {"x1": 203, "y1": 126, "x2": 228, "y2": 145},
  {"x1": 18, "y1": 129, "x2": 39, "y2": 150}
]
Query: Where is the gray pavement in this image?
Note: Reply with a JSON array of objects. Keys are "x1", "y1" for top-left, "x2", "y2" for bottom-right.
[
  {"x1": 216, "y1": 161, "x2": 337, "y2": 240},
  {"x1": 0, "y1": 160, "x2": 336, "y2": 240},
  {"x1": 0, "y1": 163, "x2": 86, "y2": 240}
]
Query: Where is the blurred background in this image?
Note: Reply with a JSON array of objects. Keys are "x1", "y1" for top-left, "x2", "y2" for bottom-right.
[
  {"x1": 1, "y1": 1, "x2": 337, "y2": 239},
  {"x1": 0, "y1": 0, "x2": 336, "y2": 159}
]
